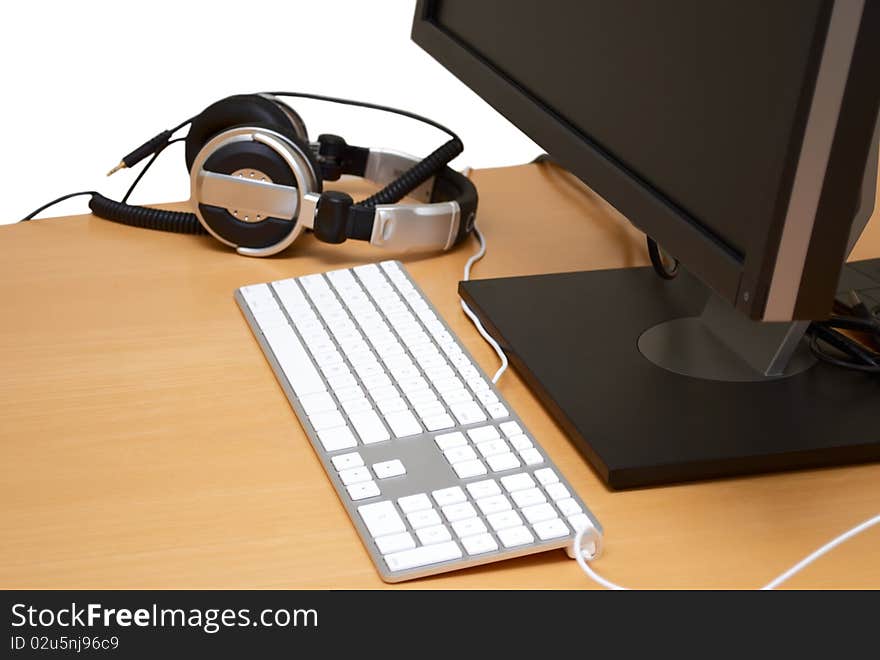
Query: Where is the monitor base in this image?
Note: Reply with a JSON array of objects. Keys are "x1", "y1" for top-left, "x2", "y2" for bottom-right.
[{"x1": 459, "y1": 262, "x2": 880, "y2": 489}]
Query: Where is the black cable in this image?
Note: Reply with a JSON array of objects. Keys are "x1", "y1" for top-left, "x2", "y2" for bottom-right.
[
  {"x1": 647, "y1": 236, "x2": 680, "y2": 279},
  {"x1": 808, "y1": 312, "x2": 880, "y2": 373},
  {"x1": 809, "y1": 332, "x2": 880, "y2": 373},
  {"x1": 21, "y1": 191, "x2": 99, "y2": 221},
  {"x1": 107, "y1": 116, "x2": 195, "y2": 175},
  {"x1": 356, "y1": 137, "x2": 463, "y2": 209},
  {"x1": 88, "y1": 194, "x2": 205, "y2": 235},
  {"x1": 267, "y1": 91, "x2": 460, "y2": 142},
  {"x1": 121, "y1": 137, "x2": 186, "y2": 204},
  {"x1": 269, "y1": 91, "x2": 463, "y2": 206}
]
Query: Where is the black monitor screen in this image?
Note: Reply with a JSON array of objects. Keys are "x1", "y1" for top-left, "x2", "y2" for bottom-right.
[{"x1": 432, "y1": 0, "x2": 826, "y2": 260}]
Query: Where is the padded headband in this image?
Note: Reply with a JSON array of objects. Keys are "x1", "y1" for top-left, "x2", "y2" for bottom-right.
[{"x1": 308, "y1": 147, "x2": 478, "y2": 251}]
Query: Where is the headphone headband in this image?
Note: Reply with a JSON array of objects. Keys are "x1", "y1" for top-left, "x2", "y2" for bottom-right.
[{"x1": 310, "y1": 148, "x2": 477, "y2": 252}]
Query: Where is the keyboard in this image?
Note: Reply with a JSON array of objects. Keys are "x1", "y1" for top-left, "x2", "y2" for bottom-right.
[{"x1": 235, "y1": 260, "x2": 602, "y2": 582}]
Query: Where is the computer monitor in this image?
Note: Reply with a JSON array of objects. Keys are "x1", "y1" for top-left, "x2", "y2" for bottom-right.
[{"x1": 412, "y1": 1, "x2": 880, "y2": 487}]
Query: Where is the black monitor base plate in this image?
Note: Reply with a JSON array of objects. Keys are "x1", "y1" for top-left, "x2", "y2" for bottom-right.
[{"x1": 459, "y1": 262, "x2": 880, "y2": 489}]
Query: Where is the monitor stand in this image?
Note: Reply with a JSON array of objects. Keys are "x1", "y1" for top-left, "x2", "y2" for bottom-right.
[
  {"x1": 460, "y1": 127, "x2": 879, "y2": 489},
  {"x1": 459, "y1": 259, "x2": 880, "y2": 489}
]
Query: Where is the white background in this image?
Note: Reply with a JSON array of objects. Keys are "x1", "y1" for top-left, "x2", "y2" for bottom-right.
[{"x1": 1, "y1": 0, "x2": 540, "y2": 224}]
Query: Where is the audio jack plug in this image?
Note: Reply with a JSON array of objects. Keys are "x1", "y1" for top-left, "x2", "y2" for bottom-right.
[{"x1": 106, "y1": 129, "x2": 175, "y2": 176}]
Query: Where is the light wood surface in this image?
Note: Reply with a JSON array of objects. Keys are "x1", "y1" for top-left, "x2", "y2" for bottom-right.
[{"x1": 2, "y1": 162, "x2": 878, "y2": 589}]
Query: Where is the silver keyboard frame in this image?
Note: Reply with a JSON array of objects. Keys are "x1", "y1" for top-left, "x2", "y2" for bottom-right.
[{"x1": 235, "y1": 260, "x2": 602, "y2": 583}]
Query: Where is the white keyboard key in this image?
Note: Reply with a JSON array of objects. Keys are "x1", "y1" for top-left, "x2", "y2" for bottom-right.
[
  {"x1": 476, "y1": 494, "x2": 512, "y2": 515},
  {"x1": 398, "y1": 376, "x2": 429, "y2": 393},
  {"x1": 384, "y1": 541, "x2": 462, "y2": 572},
  {"x1": 451, "y1": 517, "x2": 488, "y2": 539},
  {"x1": 423, "y1": 413, "x2": 455, "y2": 431},
  {"x1": 545, "y1": 482, "x2": 571, "y2": 501},
  {"x1": 449, "y1": 401, "x2": 487, "y2": 425},
  {"x1": 406, "y1": 388, "x2": 437, "y2": 406},
  {"x1": 487, "y1": 509, "x2": 523, "y2": 532},
  {"x1": 500, "y1": 473, "x2": 536, "y2": 493},
  {"x1": 532, "y1": 518, "x2": 570, "y2": 541},
  {"x1": 309, "y1": 409, "x2": 346, "y2": 431},
  {"x1": 327, "y1": 373, "x2": 357, "y2": 391},
  {"x1": 397, "y1": 493, "x2": 431, "y2": 514},
  {"x1": 339, "y1": 397, "x2": 371, "y2": 416},
  {"x1": 270, "y1": 348, "x2": 324, "y2": 398},
  {"x1": 453, "y1": 459, "x2": 488, "y2": 479},
  {"x1": 556, "y1": 498, "x2": 583, "y2": 517},
  {"x1": 331, "y1": 452, "x2": 363, "y2": 471},
  {"x1": 486, "y1": 402, "x2": 510, "y2": 419},
  {"x1": 467, "y1": 425, "x2": 500, "y2": 443},
  {"x1": 384, "y1": 410, "x2": 422, "y2": 438},
  {"x1": 358, "y1": 500, "x2": 406, "y2": 537},
  {"x1": 299, "y1": 391, "x2": 337, "y2": 416},
  {"x1": 443, "y1": 445, "x2": 477, "y2": 464},
  {"x1": 466, "y1": 479, "x2": 501, "y2": 499},
  {"x1": 317, "y1": 426, "x2": 358, "y2": 452},
  {"x1": 372, "y1": 459, "x2": 406, "y2": 479},
  {"x1": 467, "y1": 377, "x2": 491, "y2": 392},
  {"x1": 432, "y1": 486, "x2": 466, "y2": 506},
  {"x1": 508, "y1": 434, "x2": 534, "y2": 451},
  {"x1": 511, "y1": 487, "x2": 547, "y2": 508},
  {"x1": 534, "y1": 468, "x2": 559, "y2": 485},
  {"x1": 432, "y1": 375, "x2": 463, "y2": 394},
  {"x1": 497, "y1": 525, "x2": 535, "y2": 548},
  {"x1": 240, "y1": 283, "x2": 276, "y2": 306},
  {"x1": 349, "y1": 410, "x2": 391, "y2": 444},
  {"x1": 567, "y1": 513, "x2": 593, "y2": 533},
  {"x1": 442, "y1": 502, "x2": 477, "y2": 523},
  {"x1": 521, "y1": 503, "x2": 558, "y2": 525},
  {"x1": 487, "y1": 452, "x2": 521, "y2": 472},
  {"x1": 338, "y1": 466, "x2": 372, "y2": 486},
  {"x1": 347, "y1": 480, "x2": 380, "y2": 501},
  {"x1": 407, "y1": 509, "x2": 442, "y2": 529},
  {"x1": 413, "y1": 402, "x2": 445, "y2": 420},
  {"x1": 519, "y1": 448, "x2": 545, "y2": 466},
  {"x1": 441, "y1": 389, "x2": 473, "y2": 405},
  {"x1": 377, "y1": 396, "x2": 409, "y2": 416},
  {"x1": 475, "y1": 438, "x2": 510, "y2": 458},
  {"x1": 434, "y1": 431, "x2": 467, "y2": 450},
  {"x1": 362, "y1": 373, "x2": 392, "y2": 391},
  {"x1": 461, "y1": 533, "x2": 498, "y2": 556},
  {"x1": 369, "y1": 385, "x2": 398, "y2": 402},
  {"x1": 416, "y1": 524, "x2": 453, "y2": 546},
  {"x1": 476, "y1": 390, "x2": 499, "y2": 406},
  {"x1": 320, "y1": 363, "x2": 351, "y2": 382}
]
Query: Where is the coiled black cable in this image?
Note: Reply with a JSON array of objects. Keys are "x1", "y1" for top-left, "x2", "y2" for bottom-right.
[
  {"x1": 356, "y1": 138, "x2": 463, "y2": 209},
  {"x1": 88, "y1": 194, "x2": 207, "y2": 235}
]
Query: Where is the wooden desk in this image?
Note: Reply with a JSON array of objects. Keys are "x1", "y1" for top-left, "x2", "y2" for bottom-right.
[{"x1": 2, "y1": 163, "x2": 879, "y2": 589}]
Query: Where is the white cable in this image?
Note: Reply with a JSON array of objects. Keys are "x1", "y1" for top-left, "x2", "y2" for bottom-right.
[
  {"x1": 460, "y1": 227, "x2": 509, "y2": 383},
  {"x1": 574, "y1": 525, "x2": 628, "y2": 590},
  {"x1": 760, "y1": 513, "x2": 880, "y2": 590},
  {"x1": 572, "y1": 512, "x2": 880, "y2": 590}
]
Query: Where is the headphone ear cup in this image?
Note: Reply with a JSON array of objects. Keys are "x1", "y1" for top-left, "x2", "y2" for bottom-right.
[
  {"x1": 185, "y1": 94, "x2": 298, "y2": 171},
  {"x1": 268, "y1": 97, "x2": 309, "y2": 143},
  {"x1": 188, "y1": 121, "x2": 324, "y2": 253}
]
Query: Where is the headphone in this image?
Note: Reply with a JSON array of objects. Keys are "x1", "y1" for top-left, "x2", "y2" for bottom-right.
[{"x1": 76, "y1": 92, "x2": 478, "y2": 257}]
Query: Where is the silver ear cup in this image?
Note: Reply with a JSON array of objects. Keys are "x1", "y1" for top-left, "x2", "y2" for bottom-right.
[{"x1": 188, "y1": 127, "x2": 320, "y2": 257}]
